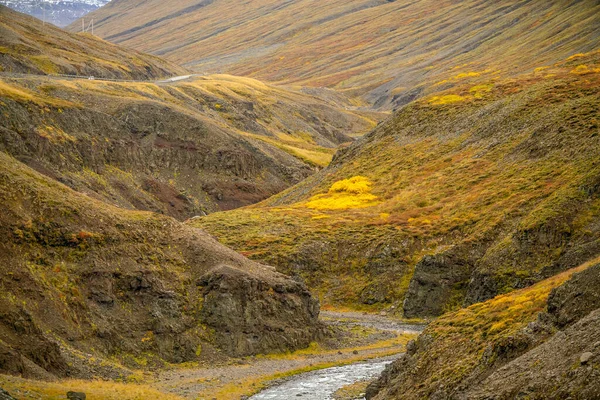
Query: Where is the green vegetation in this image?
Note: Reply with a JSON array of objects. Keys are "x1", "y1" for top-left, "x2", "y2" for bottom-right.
[{"x1": 193, "y1": 51, "x2": 600, "y2": 312}]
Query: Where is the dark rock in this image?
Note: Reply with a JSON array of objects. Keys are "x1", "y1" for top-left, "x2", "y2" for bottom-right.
[
  {"x1": 403, "y1": 250, "x2": 474, "y2": 318},
  {"x1": 66, "y1": 392, "x2": 86, "y2": 400},
  {"x1": 547, "y1": 262, "x2": 600, "y2": 328},
  {"x1": 0, "y1": 387, "x2": 16, "y2": 400},
  {"x1": 198, "y1": 265, "x2": 321, "y2": 356}
]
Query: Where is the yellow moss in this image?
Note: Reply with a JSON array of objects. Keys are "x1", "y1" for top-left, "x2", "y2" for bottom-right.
[
  {"x1": 36, "y1": 125, "x2": 77, "y2": 143},
  {"x1": 470, "y1": 84, "x2": 493, "y2": 99},
  {"x1": 305, "y1": 176, "x2": 380, "y2": 210},
  {"x1": 566, "y1": 53, "x2": 586, "y2": 61},
  {"x1": 453, "y1": 71, "x2": 481, "y2": 80},
  {"x1": 329, "y1": 176, "x2": 373, "y2": 194},
  {"x1": 29, "y1": 55, "x2": 60, "y2": 74},
  {"x1": 571, "y1": 65, "x2": 590, "y2": 75},
  {"x1": 429, "y1": 94, "x2": 466, "y2": 105},
  {"x1": 0, "y1": 375, "x2": 184, "y2": 400}
]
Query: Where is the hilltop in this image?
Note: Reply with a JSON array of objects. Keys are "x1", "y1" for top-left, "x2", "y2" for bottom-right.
[
  {"x1": 0, "y1": 0, "x2": 109, "y2": 27},
  {"x1": 68, "y1": 0, "x2": 600, "y2": 107},
  {"x1": 0, "y1": 5, "x2": 185, "y2": 79},
  {"x1": 192, "y1": 51, "x2": 600, "y2": 317}
]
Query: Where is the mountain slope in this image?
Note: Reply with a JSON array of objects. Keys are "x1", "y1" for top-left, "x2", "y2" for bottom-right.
[
  {"x1": 68, "y1": 0, "x2": 600, "y2": 108},
  {"x1": 0, "y1": 73, "x2": 374, "y2": 219},
  {"x1": 0, "y1": 151, "x2": 320, "y2": 380},
  {"x1": 192, "y1": 51, "x2": 600, "y2": 316},
  {"x1": 367, "y1": 257, "x2": 600, "y2": 399},
  {"x1": 0, "y1": 5, "x2": 185, "y2": 79},
  {"x1": 0, "y1": 0, "x2": 109, "y2": 28},
  {"x1": 0, "y1": 9, "x2": 377, "y2": 219}
]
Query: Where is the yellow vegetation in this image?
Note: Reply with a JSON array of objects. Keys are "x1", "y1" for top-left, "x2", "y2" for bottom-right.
[
  {"x1": 305, "y1": 176, "x2": 380, "y2": 210},
  {"x1": 428, "y1": 94, "x2": 466, "y2": 105},
  {"x1": 453, "y1": 71, "x2": 481, "y2": 80},
  {"x1": 329, "y1": 176, "x2": 372, "y2": 194},
  {"x1": 36, "y1": 125, "x2": 77, "y2": 143},
  {"x1": 0, "y1": 375, "x2": 184, "y2": 400},
  {"x1": 470, "y1": 83, "x2": 493, "y2": 98}
]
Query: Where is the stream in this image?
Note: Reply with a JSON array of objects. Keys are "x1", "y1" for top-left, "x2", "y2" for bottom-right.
[
  {"x1": 248, "y1": 356, "x2": 394, "y2": 399},
  {"x1": 249, "y1": 312, "x2": 425, "y2": 400}
]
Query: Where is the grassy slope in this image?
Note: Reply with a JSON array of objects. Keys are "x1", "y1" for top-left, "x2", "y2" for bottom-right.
[
  {"x1": 0, "y1": 5, "x2": 185, "y2": 79},
  {"x1": 69, "y1": 0, "x2": 600, "y2": 108},
  {"x1": 370, "y1": 256, "x2": 600, "y2": 399},
  {"x1": 0, "y1": 150, "x2": 320, "y2": 381},
  {"x1": 192, "y1": 51, "x2": 600, "y2": 314},
  {"x1": 0, "y1": 71, "x2": 376, "y2": 219}
]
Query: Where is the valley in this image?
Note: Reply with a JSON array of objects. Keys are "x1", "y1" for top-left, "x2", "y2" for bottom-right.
[
  {"x1": 0, "y1": 311, "x2": 420, "y2": 399},
  {"x1": 68, "y1": 0, "x2": 600, "y2": 108},
  {"x1": 1, "y1": 0, "x2": 600, "y2": 399}
]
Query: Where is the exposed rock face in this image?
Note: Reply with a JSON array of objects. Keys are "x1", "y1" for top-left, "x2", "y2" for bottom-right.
[
  {"x1": 366, "y1": 261, "x2": 600, "y2": 399},
  {"x1": 0, "y1": 152, "x2": 321, "y2": 379},
  {"x1": 0, "y1": 388, "x2": 16, "y2": 400},
  {"x1": 199, "y1": 266, "x2": 320, "y2": 356},
  {"x1": 403, "y1": 247, "x2": 477, "y2": 318},
  {"x1": 460, "y1": 309, "x2": 600, "y2": 399},
  {"x1": 547, "y1": 262, "x2": 600, "y2": 328}
]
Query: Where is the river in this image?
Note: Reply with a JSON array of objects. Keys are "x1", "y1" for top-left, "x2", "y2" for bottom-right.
[
  {"x1": 249, "y1": 312, "x2": 425, "y2": 399},
  {"x1": 249, "y1": 356, "x2": 394, "y2": 400}
]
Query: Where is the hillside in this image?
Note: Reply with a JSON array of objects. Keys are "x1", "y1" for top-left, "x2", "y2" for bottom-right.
[
  {"x1": 366, "y1": 257, "x2": 600, "y2": 399},
  {"x1": 0, "y1": 5, "x2": 185, "y2": 79},
  {"x1": 0, "y1": 151, "x2": 321, "y2": 380},
  {"x1": 0, "y1": 72, "x2": 375, "y2": 219},
  {"x1": 0, "y1": 0, "x2": 109, "y2": 28},
  {"x1": 192, "y1": 51, "x2": 600, "y2": 317},
  {"x1": 68, "y1": 0, "x2": 600, "y2": 108}
]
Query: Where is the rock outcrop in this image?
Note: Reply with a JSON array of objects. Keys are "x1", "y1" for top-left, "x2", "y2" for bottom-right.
[
  {"x1": 0, "y1": 152, "x2": 321, "y2": 379},
  {"x1": 0, "y1": 388, "x2": 16, "y2": 400},
  {"x1": 366, "y1": 261, "x2": 600, "y2": 399}
]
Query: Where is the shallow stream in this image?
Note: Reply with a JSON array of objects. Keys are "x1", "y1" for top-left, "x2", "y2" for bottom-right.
[{"x1": 249, "y1": 356, "x2": 395, "y2": 400}]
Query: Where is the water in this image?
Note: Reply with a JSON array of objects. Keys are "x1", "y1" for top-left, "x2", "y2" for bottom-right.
[{"x1": 249, "y1": 358, "x2": 393, "y2": 400}]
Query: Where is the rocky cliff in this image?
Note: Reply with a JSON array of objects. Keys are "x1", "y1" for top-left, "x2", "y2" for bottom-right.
[
  {"x1": 366, "y1": 258, "x2": 600, "y2": 399},
  {"x1": 0, "y1": 151, "x2": 321, "y2": 380}
]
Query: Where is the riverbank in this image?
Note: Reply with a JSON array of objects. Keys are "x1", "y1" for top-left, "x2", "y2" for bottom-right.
[
  {"x1": 157, "y1": 311, "x2": 424, "y2": 399},
  {"x1": 0, "y1": 312, "x2": 423, "y2": 400}
]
